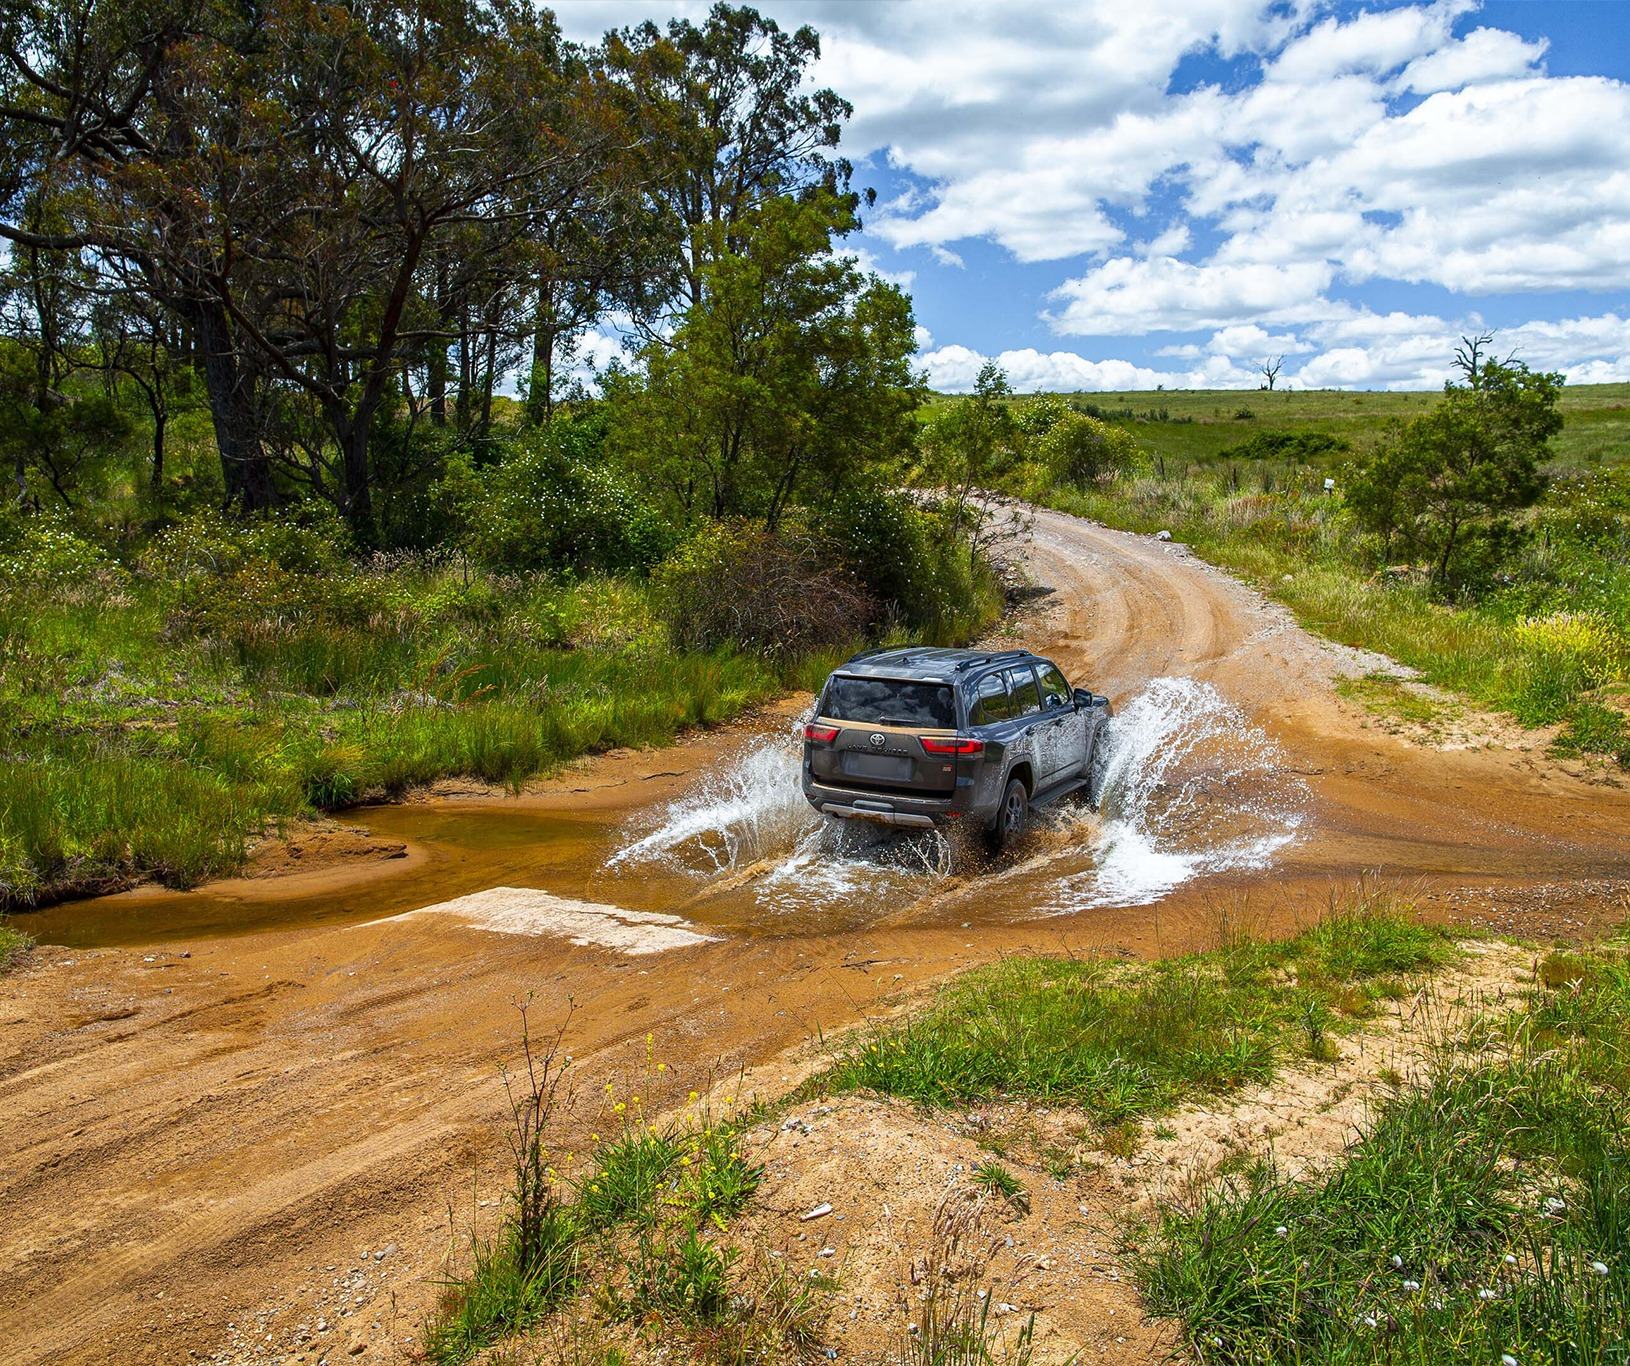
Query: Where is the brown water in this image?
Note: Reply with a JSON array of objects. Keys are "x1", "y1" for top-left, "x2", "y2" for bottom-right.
[{"x1": 19, "y1": 808, "x2": 614, "y2": 948}]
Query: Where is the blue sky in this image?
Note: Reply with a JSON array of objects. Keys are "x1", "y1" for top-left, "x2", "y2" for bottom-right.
[{"x1": 558, "y1": 1, "x2": 1630, "y2": 391}]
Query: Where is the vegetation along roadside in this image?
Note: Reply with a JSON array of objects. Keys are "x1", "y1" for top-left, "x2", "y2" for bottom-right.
[
  {"x1": 0, "y1": 5, "x2": 1007, "y2": 910},
  {"x1": 938, "y1": 350, "x2": 1630, "y2": 767},
  {"x1": 428, "y1": 889, "x2": 1628, "y2": 1363}
]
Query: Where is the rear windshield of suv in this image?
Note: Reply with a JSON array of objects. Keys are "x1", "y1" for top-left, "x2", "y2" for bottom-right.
[{"x1": 822, "y1": 676, "x2": 957, "y2": 728}]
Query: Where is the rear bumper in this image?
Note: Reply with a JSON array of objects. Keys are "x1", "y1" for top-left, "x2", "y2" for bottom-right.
[
  {"x1": 817, "y1": 802, "x2": 938, "y2": 829},
  {"x1": 802, "y1": 778, "x2": 985, "y2": 829}
]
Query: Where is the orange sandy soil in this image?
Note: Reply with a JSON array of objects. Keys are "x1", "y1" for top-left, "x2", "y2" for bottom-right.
[{"x1": 3, "y1": 509, "x2": 1629, "y2": 1365}]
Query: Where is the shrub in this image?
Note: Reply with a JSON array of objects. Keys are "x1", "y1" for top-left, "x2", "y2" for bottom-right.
[
  {"x1": 0, "y1": 518, "x2": 124, "y2": 593},
  {"x1": 1216, "y1": 430, "x2": 1352, "y2": 463},
  {"x1": 1039, "y1": 411, "x2": 1145, "y2": 485},
  {"x1": 653, "y1": 519, "x2": 879, "y2": 658},
  {"x1": 453, "y1": 430, "x2": 674, "y2": 575},
  {"x1": 1513, "y1": 613, "x2": 1628, "y2": 691},
  {"x1": 141, "y1": 503, "x2": 353, "y2": 584},
  {"x1": 823, "y1": 485, "x2": 1001, "y2": 638}
]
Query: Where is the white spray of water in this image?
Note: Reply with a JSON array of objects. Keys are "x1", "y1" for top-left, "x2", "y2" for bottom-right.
[
  {"x1": 1065, "y1": 676, "x2": 1308, "y2": 908},
  {"x1": 607, "y1": 722, "x2": 950, "y2": 913},
  {"x1": 608, "y1": 678, "x2": 1309, "y2": 917},
  {"x1": 609, "y1": 733, "x2": 813, "y2": 874}
]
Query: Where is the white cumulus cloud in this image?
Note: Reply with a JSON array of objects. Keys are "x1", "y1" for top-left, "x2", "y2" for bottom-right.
[{"x1": 550, "y1": 2, "x2": 1630, "y2": 389}]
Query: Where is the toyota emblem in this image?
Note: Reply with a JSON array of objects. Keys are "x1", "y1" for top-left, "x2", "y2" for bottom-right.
[{"x1": 869, "y1": 732, "x2": 887, "y2": 749}]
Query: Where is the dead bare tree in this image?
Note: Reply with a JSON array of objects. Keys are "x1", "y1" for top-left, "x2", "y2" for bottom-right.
[
  {"x1": 1453, "y1": 332, "x2": 1497, "y2": 389},
  {"x1": 1259, "y1": 355, "x2": 1284, "y2": 391}
]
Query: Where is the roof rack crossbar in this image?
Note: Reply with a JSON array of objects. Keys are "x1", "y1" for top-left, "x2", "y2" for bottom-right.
[{"x1": 952, "y1": 649, "x2": 1033, "y2": 672}]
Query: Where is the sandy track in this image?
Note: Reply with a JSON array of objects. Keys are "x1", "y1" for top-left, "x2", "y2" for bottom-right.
[
  {"x1": 1026, "y1": 508, "x2": 1630, "y2": 904},
  {"x1": 4, "y1": 508, "x2": 1630, "y2": 1364}
]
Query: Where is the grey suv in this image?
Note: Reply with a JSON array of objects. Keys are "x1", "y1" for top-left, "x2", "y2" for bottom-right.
[{"x1": 801, "y1": 647, "x2": 1111, "y2": 849}]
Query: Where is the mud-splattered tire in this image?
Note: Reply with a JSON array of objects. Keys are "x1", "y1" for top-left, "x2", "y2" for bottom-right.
[
  {"x1": 1084, "y1": 724, "x2": 1106, "y2": 810},
  {"x1": 988, "y1": 777, "x2": 1029, "y2": 852}
]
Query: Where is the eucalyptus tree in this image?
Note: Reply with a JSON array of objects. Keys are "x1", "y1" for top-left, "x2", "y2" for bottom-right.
[
  {"x1": 0, "y1": 0, "x2": 631, "y2": 530},
  {"x1": 608, "y1": 192, "x2": 921, "y2": 526},
  {"x1": 1347, "y1": 338, "x2": 1563, "y2": 593},
  {"x1": 604, "y1": 3, "x2": 860, "y2": 327}
]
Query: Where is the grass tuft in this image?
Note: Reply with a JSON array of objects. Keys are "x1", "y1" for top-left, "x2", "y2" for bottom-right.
[
  {"x1": 423, "y1": 1208, "x2": 580, "y2": 1364},
  {"x1": 971, "y1": 1159, "x2": 1028, "y2": 1209},
  {"x1": 1135, "y1": 936, "x2": 1630, "y2": 1364},
  {"x1": 0, "y1": 914, "x2": 32, "y2": 973},
  {"x1": 828, "y1": 892, "x2": 1453, "y2": 1118}
]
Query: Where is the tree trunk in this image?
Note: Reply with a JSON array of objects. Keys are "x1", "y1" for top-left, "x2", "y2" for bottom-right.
[
  {"x1": 191, "y1": 302, "x2": 276, "y2": 511},
  {"x1": 478, "y1": 328, "x2": 499, "y2": 435},
  {"x1": 528, "y1": 319, "x2": 556, "y2": 426},
  {"x1": 150, "y1": 409, "x2": 166, "y2": 499},
  {"x1": 455, "y1": 315, "x2": 473, "y2": 432},
  {"x1": 339, "y1": 418, "x2": 375, "y2": 542},
  {"x1": 429, "y1": 262, "x2": 449, "y2": 427},
  {"x1": 1435, "y1": 518, "x2": 1460, "y2": 593},
  {"x1": 428, "y1": 344, "x2": 448, "y2": 427}
]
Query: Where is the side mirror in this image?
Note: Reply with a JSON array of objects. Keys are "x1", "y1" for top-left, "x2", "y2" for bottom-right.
[{"x1": 1072, "y1": 687, "x2": 1093, "y2": 708}]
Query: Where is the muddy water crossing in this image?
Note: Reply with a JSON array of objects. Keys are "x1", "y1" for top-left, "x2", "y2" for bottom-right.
[
  {"x1": 26, "y1": 680, "x2": 1311, "y2": 948},
  {"x1": 14, "y1": 507, "x2": 1630, "y2": 1366},
  {"x1": 599, "y1": 678, "x2": 1309, "y2": 932}
]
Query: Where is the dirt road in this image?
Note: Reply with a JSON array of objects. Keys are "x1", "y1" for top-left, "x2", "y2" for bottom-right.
[{"x1": 4, "y1": 509, "x2": 1629, "y2": 1365}]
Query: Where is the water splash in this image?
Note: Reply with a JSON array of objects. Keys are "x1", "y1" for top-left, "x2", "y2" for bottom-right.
[
  {"x1": 1065, "y1": 676, "x2": 1308, "y2": 908},
  {"x1": 609, "y1": 732, "x2": 813, "y2": 875},
  {"x1": 607, "y1": 678, "x2": 1309, "y2": 922},
  {"x1": 607, "y1": 723, "x2": 951, "y2": 915}
]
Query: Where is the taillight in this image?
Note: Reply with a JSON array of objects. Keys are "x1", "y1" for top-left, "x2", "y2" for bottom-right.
[
  {"x1": 920, "y1": 735, "x2": 984, "y2": 756},
  {"x1": 803, "y1": 722, "x2": 840, "y2": 745}
]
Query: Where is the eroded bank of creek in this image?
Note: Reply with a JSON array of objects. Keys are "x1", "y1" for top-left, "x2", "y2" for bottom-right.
[{"x1": 28, "y1": 676, "x2": 1314, "y2": 951}]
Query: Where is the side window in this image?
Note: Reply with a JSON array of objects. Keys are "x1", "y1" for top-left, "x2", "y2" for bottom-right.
[
  {"x1": 970, "y1": 671, "x2": 1011, "y2": 725},
  {"x1": 1005, "y1": 666, "x2": 1043, "y2": 717},
  {"x1": 1036, "y1": 663, "x2": 1071, "y2": 709}
]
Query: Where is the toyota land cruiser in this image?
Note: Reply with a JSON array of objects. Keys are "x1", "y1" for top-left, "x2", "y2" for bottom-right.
[{"x1": 801, "y1": 647, "x2": 1111, "y2": 850}]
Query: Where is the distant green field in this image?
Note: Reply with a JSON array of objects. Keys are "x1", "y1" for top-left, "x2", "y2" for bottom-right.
[
  {"x1": 1065, "y1": 383, "x2": 1630, "y2": 470},
  {"x1": 926, "y1": 383, "x2": 1630, "y2": 471}
]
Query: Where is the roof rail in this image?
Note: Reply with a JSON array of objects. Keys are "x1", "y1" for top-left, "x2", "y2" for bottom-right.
[
  {"x1": 952, "y1": 648, "x2": 1034, "y2": 672},
  {"x1": 844, "y1": 646, "x2": 895, "y2": 664}
]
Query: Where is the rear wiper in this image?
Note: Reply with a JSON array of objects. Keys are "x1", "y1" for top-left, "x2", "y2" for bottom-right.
[{"x1": 877, "y1": 716, "x2": 919, "y2": 727}]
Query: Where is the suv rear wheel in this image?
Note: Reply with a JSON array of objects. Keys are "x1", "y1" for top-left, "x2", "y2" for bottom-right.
[{"x1": 989, "y1": 776, "x2": 1029, "y2": 851}]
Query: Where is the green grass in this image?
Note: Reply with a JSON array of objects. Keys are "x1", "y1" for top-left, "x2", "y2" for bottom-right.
[
  {"x1": 1135, "y1": 938, "x2": 1630, "y2": 1364},
  {"x1": 0, "y1": 499, "x2": 1004, "y2": 910},
  {"x1": 427, "y1": 1078, "x2": 772, "y2": 1366},
  {"x1": 1036, "y1": 419, "x2": 1630, "y2": 762},
  {"x1": 971, "y1": 1158, "x2": 1028, "y2": 1207},
  {"x1": 1026, "y1": 382, "x2": 1630, "y2": 473},
  {"x1": 0, "y1": 565, "x2": 808, "y2": 907},
  {"x1": 1336, "y1": 673, "x2": 1451, "y2": 729},
  {"x1": 828, "y1": 893, "x2": 1454, "y2": 1118},
  {"x1": 424, "y1": 1205, "x2": 581, "y2": 1364},
  {"x1": 0, "y1": 915, "x2": 32, "y2": 972}
]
